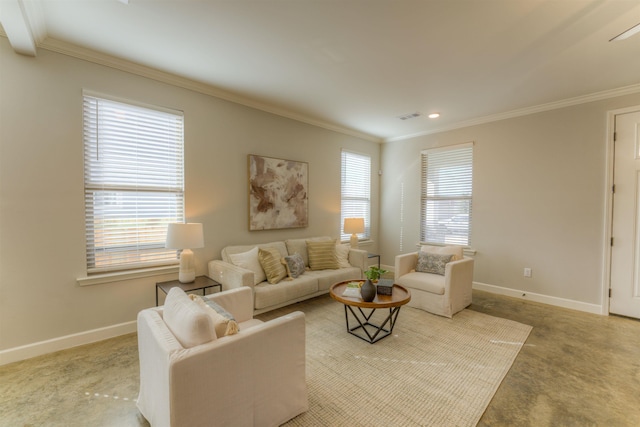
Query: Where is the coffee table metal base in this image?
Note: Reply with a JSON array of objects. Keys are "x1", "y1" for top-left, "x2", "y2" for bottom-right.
[{"x1": 343, "y1": 304, "x2": 403, "y2": 344}]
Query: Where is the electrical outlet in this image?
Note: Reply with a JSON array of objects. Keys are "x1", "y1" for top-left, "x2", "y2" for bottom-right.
[{"x1": 524, "y1": 268, "x2": 532, "y2": 278}]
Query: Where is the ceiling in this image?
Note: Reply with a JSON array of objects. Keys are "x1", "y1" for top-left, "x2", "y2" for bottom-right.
[{"x1": 2, "y1": 0, "x2": 640, "y2": 142}]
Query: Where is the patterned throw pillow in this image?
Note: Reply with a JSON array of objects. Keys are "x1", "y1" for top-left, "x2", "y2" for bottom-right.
[
  {"x1": 306, "y1": 239, "x2": 339, "y2": 270},
  {"x1": 282, "y1": 253, "x2": 306, "y2": 279},
  {"x1": 416, "y1": 252, "x2": 454, "y2": 275},
  {"x1": 190, "y1": 295, "x2": 239, "y2": 337},
  {"x1": 258, "y1": 247, "x2": 288, "y2": 284}
]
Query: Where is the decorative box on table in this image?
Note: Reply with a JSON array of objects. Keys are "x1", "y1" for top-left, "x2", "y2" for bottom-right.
[{"x1": 376, "y1": 279, "x2": 393, "y2": 295}]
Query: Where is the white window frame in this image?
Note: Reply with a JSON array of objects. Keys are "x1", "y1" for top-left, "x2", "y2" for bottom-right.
[
  {"x1": 83, "y1": 91, "x2": 185, "y2": 274},
  {"x1": 340, "y1": 150, "x2": 371, "y2": 242},
  {"x1": 420, "y1": 142, "x2": 473, "y2": 246}
]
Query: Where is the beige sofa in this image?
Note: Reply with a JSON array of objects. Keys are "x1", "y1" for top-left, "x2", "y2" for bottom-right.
[{"x1": 208, "y1": 237, "x2": 366, "y2": 314}]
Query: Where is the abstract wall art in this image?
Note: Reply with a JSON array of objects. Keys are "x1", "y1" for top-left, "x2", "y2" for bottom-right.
[{"x1": 248, "y1": 154, "x2": 309, "y2": 230}]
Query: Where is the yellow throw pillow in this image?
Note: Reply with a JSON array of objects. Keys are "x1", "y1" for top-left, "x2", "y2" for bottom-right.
[
  {"x1": 306, "y1": 239, "x2": 339, "y2": 270},
  {"x1": 258, "y1": 247, "x2": 287, "y2": 284}
]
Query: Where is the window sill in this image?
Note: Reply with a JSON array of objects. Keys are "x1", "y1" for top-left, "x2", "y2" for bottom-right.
[
  {"x1": 417, "y1": 242, "x2": 477, "y2": 256},
  {"x1": 77, "y1": 265, "x2": 179, "y2": 287}
]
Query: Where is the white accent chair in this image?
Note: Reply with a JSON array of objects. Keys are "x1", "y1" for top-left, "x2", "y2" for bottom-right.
[
  {"x1": 394, "y1": 245, "x2": 474, "y2": 318},
  {"x1": 136, "y1": 286, "x2": 307, "y2": 427}
]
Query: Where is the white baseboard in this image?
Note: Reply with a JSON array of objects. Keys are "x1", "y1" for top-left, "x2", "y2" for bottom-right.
[
  {"x1": 0, "y1": 321, "x2": 137, "y2": 366},
  {"x1": 473, "y1": 281, "x2": 603, "y2": 315}
]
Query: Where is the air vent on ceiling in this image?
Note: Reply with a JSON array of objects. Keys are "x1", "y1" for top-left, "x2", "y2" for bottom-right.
[{"x1": 398, "y1": 112, "x2": 422, "y2": 120}]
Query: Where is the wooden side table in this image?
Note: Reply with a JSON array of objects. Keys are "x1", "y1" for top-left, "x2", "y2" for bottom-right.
[{"x1": 156, "y1": 275, "x2": 222, "y2": 306}]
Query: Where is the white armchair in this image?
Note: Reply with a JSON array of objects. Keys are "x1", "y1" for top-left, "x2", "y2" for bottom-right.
[
  {"x1": 137, "y1": 286, "x2": 307, "y2": 427},
  {"x1": 394, "y1": 245, "x2": 474, "y2": 318}
]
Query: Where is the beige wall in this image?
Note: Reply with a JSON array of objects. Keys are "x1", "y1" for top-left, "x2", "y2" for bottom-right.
[
  {"x1": 380, "y1": 93, "x2": 640, "y2": 309},
  {"x1": 0, "y1": 37, "x2": 380, "y2": 357}
]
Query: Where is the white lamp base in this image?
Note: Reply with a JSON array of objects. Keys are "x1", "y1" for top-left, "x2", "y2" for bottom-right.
[
  {"x1": 178, "y1": 249, "x2": 196, "y2": 283},
  {"x1": 350, "y1": 233, "x2": 359, "y2": 249}
]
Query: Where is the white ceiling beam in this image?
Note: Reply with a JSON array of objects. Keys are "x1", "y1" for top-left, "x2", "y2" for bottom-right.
[{"x1": 0, "y1": 0, "x2": 46, "y2": 56}]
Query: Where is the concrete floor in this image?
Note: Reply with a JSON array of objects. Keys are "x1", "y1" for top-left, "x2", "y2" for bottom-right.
[{"x1": 1, "y1": 290, "x2": 639, "y2": 426}]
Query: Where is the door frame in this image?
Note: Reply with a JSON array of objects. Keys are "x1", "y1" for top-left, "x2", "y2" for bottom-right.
[{"x1": 603, "y1": 105, "x2": 640, "y2": 316}]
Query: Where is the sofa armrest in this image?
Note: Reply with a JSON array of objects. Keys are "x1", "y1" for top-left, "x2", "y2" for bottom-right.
[
  {"x1": 394, "y1": 252, "x2": 418, "y2": 281},
  {"x1": 205, "y1": 287, "x2": 254, "y2": 323},
  {"x1": 208, "y1": 259, "x2": 255, "y2": 290},
  {"x1": 348, "y1": 248, "x2": 367, "y2": 276},
  {"x1": 168, "y1": 311, "x2": 307, "y2": 427}
]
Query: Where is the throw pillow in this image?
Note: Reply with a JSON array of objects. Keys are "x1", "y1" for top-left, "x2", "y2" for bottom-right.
[
  {"x1": 163, "y1": 287, "x2": 216, "y2": 347},
  {"x1": 229, "y1": 246, "x2": 267, "y2": 285},
  {"x1": 258, "y1": 247, "x2": 287, "y2": 284},
  {"x1": 306, "y1": 239, "x2": 339, "y2": 270},
  {"x1": 190, "y1": 295, "x2": 239, "y2": 337},
  {"x1": 282, "y1": 253, "x2": 306, "y2": 279},
  {"x1": 335, "y1": 244, "x2": 351, "y2": 268},
  {"x1": 420, "y1": 245, "x2": 463, "y2": 261},
  {"x1": 416, "y1": 252, "x2": 454, "y2": 275}
]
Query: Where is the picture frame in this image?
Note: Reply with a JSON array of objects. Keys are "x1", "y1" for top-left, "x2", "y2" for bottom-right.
[{"x1": 248, "y1": 154, "x2": 309, "y2": 230}]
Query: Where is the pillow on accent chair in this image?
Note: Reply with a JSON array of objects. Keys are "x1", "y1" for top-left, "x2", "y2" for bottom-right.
[
  {"x1": 229, "y1": 246, "x2": 267, "y2": 285},
  {"x1": 306, "y1": 239, "x2": 339, "y2": 270},
  {"x1": 163, "y1": 287, "x2": 216, "y2": 347},
  {"x1": 190, "y1": 295, "x2": 239, "y2": 336},
  {"x1": 282, "y1": 253, "x2": 306, "y2": 279},
  {"x1": 416, "y1": 252, "x2": 454, "y2": 275},
  {"x1": 420, "y1": 245, "x2": 463, "y2": 261},
  {"x1": 258, "y1": 247, "x2": 288, "y2": 284}
]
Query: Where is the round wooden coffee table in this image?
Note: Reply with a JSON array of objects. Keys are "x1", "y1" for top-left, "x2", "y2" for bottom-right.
[{"x1": 330, "y1": 280, "x2": 411, "y2": 344}]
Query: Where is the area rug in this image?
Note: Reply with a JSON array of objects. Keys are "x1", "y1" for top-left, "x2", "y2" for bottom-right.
[{"x1": 259, "y1": 295, "x2": 532, "y2": 427}]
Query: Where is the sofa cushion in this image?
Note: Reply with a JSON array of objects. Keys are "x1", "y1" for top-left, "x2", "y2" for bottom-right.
[
  {"x1": 190, "y1": 295, "x2": 239, "y2": 337},
  {"x1": 229, "y1": 246, "x2": 267, "y2": 285},
  {"x1": 253, "y1": 276, "x2": 318, "y2": 310},
  {"x1": 416, "y1": 252, "x2": 454, "y2": 275},
  {"x1": 305, "y1": 266, "x2": 362, "y2": 291},
  {"x1": 307, "y1": 239, "x2": 338, "y2": 270},
  {"x1": 282, "y1": 253, "x2": 306, "y2": 279},
  {"x1": 163, "y1": 287, "x2": 216, "y2": 347},
  {"x1": 335, "y1": 244, "x2": 351, "y2": 268},
  {"x1": 258, "y1": 247, "x2": 288, "y2": 284},
  {"x1": 396, "y1": 271, "x2": 446, "y2": 295},
  {"x1": 420, "y1": 244, "x2": 463, "y2": 261}
]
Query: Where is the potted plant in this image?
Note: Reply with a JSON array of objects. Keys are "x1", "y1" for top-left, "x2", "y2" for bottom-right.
[{"x1": 364, "y1": 266, "x2": 389, "y2": 283}]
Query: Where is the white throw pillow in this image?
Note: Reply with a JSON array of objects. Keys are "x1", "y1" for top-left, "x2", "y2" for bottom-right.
[
  {"x1": 335, "y1": 244, "x2": 351, "y2": 268},
  {"x1": 420, "y1": 245, "x2": 463, "y2": 261},
  {"x1": 163, "y1": 287, "x2": 216, "y2": 348},
  {"x1": 229, "y1": 246, "x2": 267, "y2": 285}
]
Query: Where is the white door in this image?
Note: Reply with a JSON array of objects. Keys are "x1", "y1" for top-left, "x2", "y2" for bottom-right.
[{"x1": 610, "y1": 109, "x2": 640, "y2": 318}]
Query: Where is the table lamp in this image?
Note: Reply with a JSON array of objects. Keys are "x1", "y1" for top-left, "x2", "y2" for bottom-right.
[
  {"x1": 344, "y1": 217, "x2": 364, "y2": 248},
  {"x1": 166, "y1": 223, "x2": 204, "y2": 283}
]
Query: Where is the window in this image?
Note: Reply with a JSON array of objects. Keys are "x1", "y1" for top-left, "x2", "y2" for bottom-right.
[
  {"x1": 340, "y1": 150, "x2": 371, "y2": 242},
  {"x1": 83, "y1": 93, "x2": 184, "y2": 273},
  {"x1": 420, "y1": 143, "x2": 473, "y2": 246}
]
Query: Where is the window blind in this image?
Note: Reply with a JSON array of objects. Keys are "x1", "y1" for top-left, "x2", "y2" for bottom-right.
[
  {"x1": 341, "y1": 150, "x2": 371, "y2": 242},
  {"x1": 420, "y1": 143, "x2": 473, "y2": 246},
  {"x1": 83, "y1": 94, "x2": 185, "y2": 273}
]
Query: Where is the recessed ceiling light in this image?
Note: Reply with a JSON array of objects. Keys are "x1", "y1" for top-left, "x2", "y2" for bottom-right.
[
  {"x1": 428, "y1": 113, "x2": 440, "y2": 119},
  {"x1": 610, "y1": 22, "x2": 640, "y2": 41}
]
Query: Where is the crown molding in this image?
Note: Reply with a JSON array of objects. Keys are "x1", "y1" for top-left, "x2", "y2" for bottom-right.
[
  {"x1": 35, "y1": 37, "x2": 382, "y2": 143},
  {"x1": 386, "y1": 83, "x2": 640, "y2": 142}
]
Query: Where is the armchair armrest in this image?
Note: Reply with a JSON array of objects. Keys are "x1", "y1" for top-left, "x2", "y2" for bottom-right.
[
  {"x1": 205, "y1": 286, "x2": 254, "y2": 323},
  {"x1": 394, "y1": 252, "x2": 418, "y2": 281},
  {"x1": 208, "y1": 259, "x2": 255, "y2": 290},
  {"x1": 348, "y1": 248, "x2": 367, "y2": 276},
  {"x1": 444, "y1": 257, "x2": 474, "y2": 312}
]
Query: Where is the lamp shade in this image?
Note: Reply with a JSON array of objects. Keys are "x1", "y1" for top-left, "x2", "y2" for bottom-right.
[
  {"x1": 344, "y1": 218, "x2": 365, "y2": 234},
  {"x1": 166, "y1": 223, "x2": 204, "y2": 249}
]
